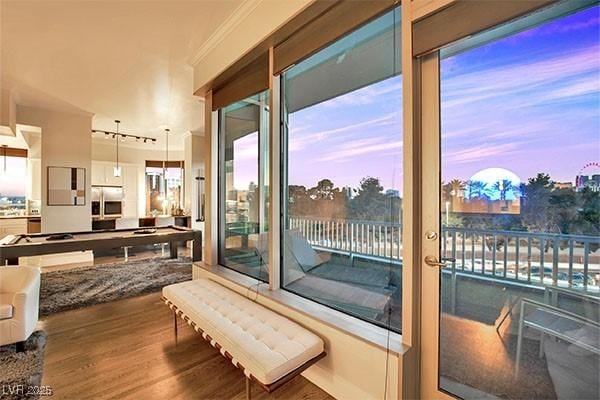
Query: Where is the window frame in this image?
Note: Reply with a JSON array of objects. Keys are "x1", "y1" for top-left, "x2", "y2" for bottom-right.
[
  {"x1": 216, "y1": 93, "x2": 271, "y2": 283},
  {"x1": 277, "y1": 6, "x2": 404, "y2": 333},
  {"x1": 144, "y1": 161, "x2": 185, "y2": 215}
]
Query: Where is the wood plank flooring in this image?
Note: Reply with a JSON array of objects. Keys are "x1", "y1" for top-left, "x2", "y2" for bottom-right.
[{"x1": 40, "y1": 292, "x2": 333, "y2": 400}]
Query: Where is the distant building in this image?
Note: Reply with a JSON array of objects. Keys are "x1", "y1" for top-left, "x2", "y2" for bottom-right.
[
  {"x1": 385, "y1": 189, "x2": 400, "y2": 198},
  {"x1": 554, "y1": 182, "x2": 573, "y2": 190},
  {"x1": 448, "y1": 196, "x2": 520, "y2": 215},
  {"x1": 576, "y1": 174, "x2": 600, "y2": 191}
]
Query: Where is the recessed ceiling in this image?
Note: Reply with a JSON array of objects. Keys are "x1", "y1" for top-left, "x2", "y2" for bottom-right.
[{"x1": 1, "y1": 0, "x2": 243, "y2": 149}]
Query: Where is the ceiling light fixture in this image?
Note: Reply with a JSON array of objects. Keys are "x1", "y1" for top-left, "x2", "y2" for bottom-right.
[
  {"x1": 163, "y1": 128, "x2": 170, "y2": 207},
  {"x1": 90, "y1": 128, "x2": 153, "y2": 143},
  {"x1": 113, "y1": 120, "x2": 122, "y2": 177}
]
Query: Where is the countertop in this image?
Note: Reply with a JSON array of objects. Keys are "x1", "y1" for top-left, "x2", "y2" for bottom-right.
[{"x1": 0, "y1": 215, "x2": 41, "y2": 220}]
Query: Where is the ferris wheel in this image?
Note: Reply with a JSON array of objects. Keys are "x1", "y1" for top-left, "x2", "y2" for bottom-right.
[{"x1": 576, "y1": 162, "x2": 600, "y2": 187}]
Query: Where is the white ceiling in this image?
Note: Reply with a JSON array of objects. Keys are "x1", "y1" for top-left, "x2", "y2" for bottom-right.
[{"x1": 1, "y1": 0, "x2": 243, "y2": 149}]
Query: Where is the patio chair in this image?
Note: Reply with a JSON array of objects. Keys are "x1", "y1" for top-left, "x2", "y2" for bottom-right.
[{"x1": 515, "y1": 294, "x2": 600, "y2": 377}]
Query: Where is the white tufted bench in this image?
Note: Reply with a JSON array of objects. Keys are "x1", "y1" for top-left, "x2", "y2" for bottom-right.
[{"x1": 162, "y1": 278, "x2": 326, "y2": 399}]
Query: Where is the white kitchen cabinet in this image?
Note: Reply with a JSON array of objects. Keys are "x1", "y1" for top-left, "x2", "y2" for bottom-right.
[
  {"x1": 104, "y1": 165, "x2": 123, "y2": 186},
  {"x1": 91, "y1": 162, "x2": 105, "y2": 185},
  {"x1": 91, "y1": 161, "x2": 124, "y2": 186},
  {"x1": 122, "y1": 165, "x2": 138, "y2": 217}
]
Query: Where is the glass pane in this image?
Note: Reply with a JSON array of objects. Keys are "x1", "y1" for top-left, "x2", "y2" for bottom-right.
[
  {"x1": 145, "y1": 165, "x2": 184, "y2": 215},
  {"x1": 439, "y1": 5, "x2": 599, "y2": 399},
  {"x1": 282, "y1": 7, "x2": 402, "y2": 332},
  {"x1": 0, "y1": 156, "x2": 27, "y2": 215},
  {"x1": 218, "y1": 91, "x2": 269, "y2": 281}
]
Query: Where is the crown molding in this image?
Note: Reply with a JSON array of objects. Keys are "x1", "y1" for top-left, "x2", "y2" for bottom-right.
[{"x1": 188, "y1": 0, "x2": 264, "y2": 67}]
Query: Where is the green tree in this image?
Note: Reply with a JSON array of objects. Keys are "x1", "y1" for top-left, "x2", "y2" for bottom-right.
[
  {"x1": 574, "y1": 187, "x2": 600, "y2": 236},
  {"x1": 308, "y1": 179, "x2": 336, "y2": 200},
  {"x1": 520, "y1": 173, "x2": 556, "y2": 234},
  {"x1": 349, "y1": 177, "x2": 389, "y2": 221}
]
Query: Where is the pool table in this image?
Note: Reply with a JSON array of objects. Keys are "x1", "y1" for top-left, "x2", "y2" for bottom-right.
[{"x1": 0, "y1": 225, "x2": 202, "y2": 265}]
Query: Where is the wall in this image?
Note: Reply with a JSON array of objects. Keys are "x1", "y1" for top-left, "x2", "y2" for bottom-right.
[
  {"x1": 0, "y1": 89, "x2": 17, "y2": 136},
  {"x1": 22, "y1": 130, "x2": 42, "y2": 202},
  {"x1": 17, "y1": 106, "x2": 92, "y2": 233},
  {"x1": 184, "y1": 133, "x2": 205, "y2": 230}
]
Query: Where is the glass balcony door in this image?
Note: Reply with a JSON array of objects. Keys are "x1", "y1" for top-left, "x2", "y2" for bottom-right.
[{"x1": 420, "y1": 3, "x2": 600, "y2": 399}]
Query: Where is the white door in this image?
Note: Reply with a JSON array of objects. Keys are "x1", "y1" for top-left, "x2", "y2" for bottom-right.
[{"x1": 420, "y1": 3, "x2": 600, "y2": 399}]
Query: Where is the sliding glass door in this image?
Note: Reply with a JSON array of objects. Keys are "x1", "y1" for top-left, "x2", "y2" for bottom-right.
[{"x1": 421, "y1": 3, "x2": 600, "y2": 399}]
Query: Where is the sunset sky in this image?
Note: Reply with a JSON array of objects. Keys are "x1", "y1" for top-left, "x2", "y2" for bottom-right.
[{"x1": 283, "y1": 5, "x2": 599, "y2": 193}]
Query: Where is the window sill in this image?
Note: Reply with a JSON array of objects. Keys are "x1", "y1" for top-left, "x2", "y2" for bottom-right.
[{"x1": 194, "y1": 262, "x2": 407, "y2": 356}]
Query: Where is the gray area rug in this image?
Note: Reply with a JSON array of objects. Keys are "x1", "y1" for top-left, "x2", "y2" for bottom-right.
[
  {"x1": 40, "y1": 256, "x2": 192, "y2": 316},
  {"x1": 0, "y1": 331, "x2": 47, "y2": 400}
]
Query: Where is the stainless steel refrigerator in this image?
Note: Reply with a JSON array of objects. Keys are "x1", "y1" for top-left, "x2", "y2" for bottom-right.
[{"x1": 92, "y1": 186, "x2": 123, "y2": 218}]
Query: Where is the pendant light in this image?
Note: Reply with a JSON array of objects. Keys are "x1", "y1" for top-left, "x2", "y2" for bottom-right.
[
  {"x1": 162, "y1": 128, "x2": 170, "y2": 214},
  {"x1": 1, "y1": 145, "x2": 7, "y2": 174},
  {"x1": 113, "y1": 120, "x2": 122, "y2": 177}
]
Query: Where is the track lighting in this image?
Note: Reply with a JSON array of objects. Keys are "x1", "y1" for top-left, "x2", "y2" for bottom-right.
[{"x1": 91, "y1": 126, "x2": 153, "y2": 144}]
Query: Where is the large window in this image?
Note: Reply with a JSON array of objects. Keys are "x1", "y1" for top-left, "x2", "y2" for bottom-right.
[
  {"x1": 438, "y1": 4, "x2": 600, "y2": 399},
  {"x1": 218, "y1": 91, "x2": 269, "y2": 281},
  {"x1": 281, "y1": 7, "x2": 402, "y2": 331},
  {"x1": 146, "y1": 161, "x2": 184, "y2": 215},
  {"x1": 0, "y1": 147, "x2": 28, "y2": 216}
]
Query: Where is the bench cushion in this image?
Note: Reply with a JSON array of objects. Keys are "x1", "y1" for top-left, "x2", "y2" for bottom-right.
[{"x1": 163, "y1": 279, "x2": 324, "y2": 385}]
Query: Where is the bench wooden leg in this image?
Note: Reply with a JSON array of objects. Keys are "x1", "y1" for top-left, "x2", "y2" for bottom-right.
[
  {"x1": 246, "y1": 377, "x2": 251, "y2": 400},
  {"x1": 173, "y1": 310, "x2": 178, "y2": 345}
]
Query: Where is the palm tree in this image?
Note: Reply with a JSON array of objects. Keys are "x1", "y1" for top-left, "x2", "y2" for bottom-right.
[
  {"x1": 449, "y1": 179, "x2": 466, "y2": 197},
  {"x1": 493, "y1": 179, "x2": 513, "y2": 201},
  {"x1": 466, "y1": 180, "x2": 489, "y2": 199}
]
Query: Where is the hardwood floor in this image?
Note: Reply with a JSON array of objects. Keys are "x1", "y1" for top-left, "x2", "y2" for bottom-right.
[{"x1": 40, "y1": 292, "x2": 333, "y2": 400}]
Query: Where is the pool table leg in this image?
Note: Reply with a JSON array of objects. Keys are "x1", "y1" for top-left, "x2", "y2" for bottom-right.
[
  {"x1": 192, "y1": 231, "x2": 202, "y2": 262},
  {"x1": 169, "y1": 241, "x2": 178, "y2": 259}
]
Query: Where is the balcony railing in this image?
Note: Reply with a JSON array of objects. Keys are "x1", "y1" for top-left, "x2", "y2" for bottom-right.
[{"x1": 288, "y1": 217, "x2": 600, "y2": 292}]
